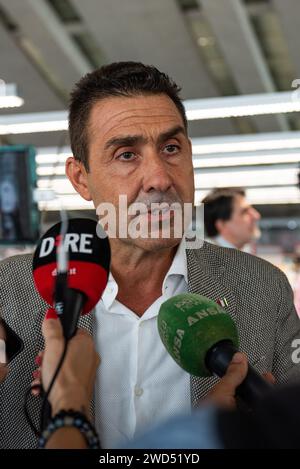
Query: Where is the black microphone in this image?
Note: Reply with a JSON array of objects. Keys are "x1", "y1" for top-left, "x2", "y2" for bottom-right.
[
  {"x1": 31, "y1": 218, "x2": 110, "y2": 432},
  {"x1": 158, "y1": 293, "x2": 273, "y2": 409},
  {"x1": 33, "y1": 218, "x2": 110, "y2": 339},
  {"x1": 205, "y1": 340, "x2": 272, "y2": 407}
]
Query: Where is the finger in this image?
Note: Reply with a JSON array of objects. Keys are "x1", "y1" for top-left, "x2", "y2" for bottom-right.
[
  {"x1": 35, "y1": 351, "x2": 44, "y2": 366},
  {"x1": 42, "y1": 313, "x2": 63, "y2": 344},
  {"x1": 86, "y1": 352, "x2": 101, "y2": 400},
  {"x1": 220, "y1": 352, "x2": 248, "y2": 391},
  {"x1": 75, "y1": 328, "x2": 93, "y2": 338},
  {"x1": 263, "y1": 371, "x2": 276, "y2": 384},
  {"x1": 45, "y1": 308, "x2": 58, "y2": 320},
  {"x1": 31, "y1": 378, "x2": 42, "y2": 396},
  {"x1": 95, "y1": 352, "x2": 101, "y2": 368},
  {"x1": 32, "y1": 369, "x2": 41, "y2": 380}
]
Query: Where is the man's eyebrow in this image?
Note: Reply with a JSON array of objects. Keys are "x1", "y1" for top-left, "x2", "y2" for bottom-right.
[
  {"x1": 104, "y1": 125, "x2": 187, "y2": 151},
  {"x1": 104, "y1": 135, "x2": 147, "y2": 150},
  {"x1": 157, "y1": 126, "x2": 186, "y2": 145}
]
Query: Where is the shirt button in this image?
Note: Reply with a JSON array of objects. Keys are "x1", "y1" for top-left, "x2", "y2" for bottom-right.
[{"x1": 134, "y1": 386, "x2": 143, "y2": 397}]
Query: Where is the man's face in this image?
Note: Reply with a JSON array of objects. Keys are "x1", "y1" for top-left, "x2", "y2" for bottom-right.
[
  {"x1": 69, "y1": 94, "x2": 194, "y2": 251},
  {"x1": 221, "y1": 195, "x2": 261, "y2": 248}
]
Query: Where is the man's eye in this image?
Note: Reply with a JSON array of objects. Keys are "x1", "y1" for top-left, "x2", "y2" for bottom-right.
[
  {"x1": 117, "y1": 152, "x2": 136, "y2": 161},
  {"x1": 164, "y1": 144, "x2": 180, "y2": 154}
]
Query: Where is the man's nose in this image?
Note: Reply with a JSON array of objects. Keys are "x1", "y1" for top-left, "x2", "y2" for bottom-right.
[
  {"x1": 251, "y1": 207, "x2": 261, "y2": 221},
  {"x1": 142, "y1": 152, "x2": 173, "y2": 193}
]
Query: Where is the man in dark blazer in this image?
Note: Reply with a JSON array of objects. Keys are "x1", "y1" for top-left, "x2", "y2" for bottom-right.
[{"x1": 1, "y1": 62, "x2": 299, "y2": 448}]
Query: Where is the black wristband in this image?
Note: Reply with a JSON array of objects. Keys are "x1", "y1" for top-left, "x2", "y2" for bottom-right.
[{"x1": 38, "y1": 409, "x2": 100, "y2": 449}]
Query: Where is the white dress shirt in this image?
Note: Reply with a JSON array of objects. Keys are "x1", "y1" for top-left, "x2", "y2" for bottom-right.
[
  {"x1": 210, "y1": 235, "x2": 252, "y2": 253},
  {"x1": 210, "y1": 235, "x2": 236, "y2": 249},
  {"x1": 94, "y1": 240, "x2": 191, "y2": 448}
]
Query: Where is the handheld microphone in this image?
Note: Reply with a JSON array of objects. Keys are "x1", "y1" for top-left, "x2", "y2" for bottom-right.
[
  {"x1": 32, "y1": 218, "x2": 110, "y2": 339},
  {"x1": 158, "y1": 293, "x2": 273, "y2": 408},
  {"x1": 30, "y1": 218, "x2": 110, "y2": 435}
]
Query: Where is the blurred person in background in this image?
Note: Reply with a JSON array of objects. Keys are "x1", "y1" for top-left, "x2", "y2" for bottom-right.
[{"x1": 202, "y1": 187, "x2": 261, "y2": 251}]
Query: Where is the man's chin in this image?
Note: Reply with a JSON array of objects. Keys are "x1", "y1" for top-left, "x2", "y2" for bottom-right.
[
  {"x1": 251, "y1": 226, "x2": 261, "y2": 241},
  {"x1": 119, "y1": 235, "x2": 181, "y2": 252}
]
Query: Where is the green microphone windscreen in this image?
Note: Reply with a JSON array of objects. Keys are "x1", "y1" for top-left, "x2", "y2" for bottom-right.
[{"x1": 158, "y1": 293, "x2": 239, "y2": 377}]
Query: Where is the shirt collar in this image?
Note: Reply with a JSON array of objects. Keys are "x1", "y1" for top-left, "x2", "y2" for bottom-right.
[
  {"x1": 163, "y1": 237, "x2": 188, "y2": 284},
  {"x1": 214, "y1": 235, "x2": 236, "y2": 249},
  {"x1": 101, "y1": 271, "x2": 118, "y2": 310},
  {"x1": 101, "y1": 238, "x2": 188, "y2": 311}
]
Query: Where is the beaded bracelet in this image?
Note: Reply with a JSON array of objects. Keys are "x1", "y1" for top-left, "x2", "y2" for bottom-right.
[{"x1": 38, "y1": 409, "x2": 100, "y2": 449}]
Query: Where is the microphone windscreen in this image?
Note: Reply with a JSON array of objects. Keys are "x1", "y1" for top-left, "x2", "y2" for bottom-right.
[
  {"x1": 32, "y1": 218, "x2": 110, "y2": 315},
  {"x1": 158, "y1": 293, "x2": 239, "y2": 377}
]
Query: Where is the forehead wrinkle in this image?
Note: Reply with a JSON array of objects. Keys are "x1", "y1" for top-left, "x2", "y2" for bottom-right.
[
  {"x1": 91, "y1": 102, "x2": 178, "y2": 126},
  {"x1": 99, "y1": 111, "x2": 180, "y2": 136},
  {"x1": 88, "y1": 97, "x2": 185, "y2": 154},
  {"x1": 100, "y1": 114, "x2": 182, "y2": 144},
  {"x1": 90, "y1": 100, "x2": 181, "y2": 134},
  {"x1": 105, "y1": 126, "x2": 183, "y2": 151}
]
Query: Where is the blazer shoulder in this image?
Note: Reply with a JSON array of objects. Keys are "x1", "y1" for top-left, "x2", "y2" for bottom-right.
[
  {"x1": 0, "y1": 254, "x2": 35, "y2": 292},
  {"x1": 0, "y1": 253, "x2": 34, "y2": 275},
  {"x1": 0, "y1": 253, "x2": 46, "y2": 315},
  {"x1": 194, "y1": 241, "x2": 287, "y2": 280}
]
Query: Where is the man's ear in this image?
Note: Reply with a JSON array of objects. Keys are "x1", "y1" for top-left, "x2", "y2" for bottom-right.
[
  {"x1": 215, "y1": 219, "x2": 225, "y2": 236},
  {"x1": 65, "y1": 157, "x2": 92, "y2": 201}
]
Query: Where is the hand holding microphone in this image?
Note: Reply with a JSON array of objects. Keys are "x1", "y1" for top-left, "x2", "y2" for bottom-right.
[
  {"x1": 27, "y1": 218, "x2": 110, "y2": 440},
  {"x1": 41, "y1": 311, "x2": 100, "y2": 418},
  {"x1": 158, "y1": 293, "x2": 274, "y2": 409},
  {"x1": 30, "y1": 312, "x2": 100, "y2": 449}
]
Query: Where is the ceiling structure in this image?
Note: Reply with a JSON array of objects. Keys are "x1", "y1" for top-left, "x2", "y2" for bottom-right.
[{"x1": 0, "y1": 0, "x2": 299, "y2": 213}]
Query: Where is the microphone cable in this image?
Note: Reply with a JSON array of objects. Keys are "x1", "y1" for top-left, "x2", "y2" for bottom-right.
[
  {"x1": 40, "y1": 210, "x2": 69, "y2": 432},
  {"x1": 24, "y1": 339, "x2": 69, "y2": 438},
  {"x1": 24, "y1": 211, "x2": 71, "y2": 437}
]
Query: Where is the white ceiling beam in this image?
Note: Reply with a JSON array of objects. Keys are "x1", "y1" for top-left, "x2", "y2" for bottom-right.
[
  {"x1": 0, "y1": 21, "x2": 63, "y2": 113},
  {"x1": 0, "y1": 0, "x2": 91, "y2": 91},
  {"x1": 69, "y1": 0, "x2": 238, "y2": 137},
  {"x1": 200, "y1": 0, "x2": 288, "y2": 132},
  {"x1": 272, "y1": 0, "x2": 300, "y2": 79}
]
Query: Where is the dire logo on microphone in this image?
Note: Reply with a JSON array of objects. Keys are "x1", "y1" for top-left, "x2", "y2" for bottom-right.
[{"x1": 39, "y1": 233, "x2": 93, "y2": 257}]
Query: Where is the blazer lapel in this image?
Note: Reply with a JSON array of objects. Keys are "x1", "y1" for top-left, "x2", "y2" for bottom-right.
[
  {"x1": 186, "y1": 246, "x2": 237, "y2": 407},
  {"x1": 186, "y1": 247, "x2": 237, "y2": 323}
]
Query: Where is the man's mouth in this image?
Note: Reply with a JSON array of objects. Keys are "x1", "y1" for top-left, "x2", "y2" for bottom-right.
[
  {"x1": 149, "y1": 206, "x2": 172, "y2": 215},
  {"x1": 129, "y1": 207, "x2": 175, "y2": 225}
]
